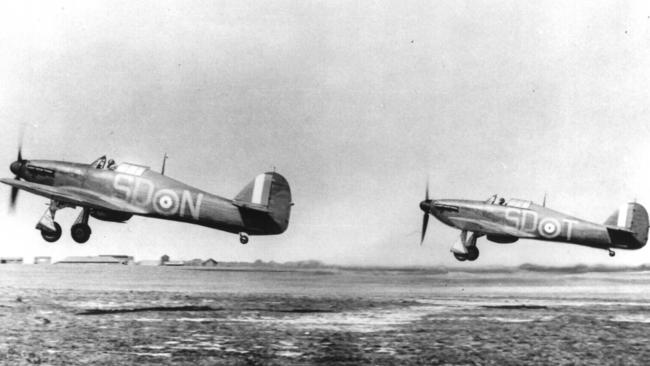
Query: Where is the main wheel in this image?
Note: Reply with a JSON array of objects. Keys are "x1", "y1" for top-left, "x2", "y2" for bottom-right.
[
  {"x1": 71, "y1": 223, "x2": 92, "y2": 244},
  {"x1": 453, "y1": 253, "x2": 467, "y2": 261},
  {"x1": 467, "y1": 246, "x2": 479, "y2": 261},
  {"x1": 41, "y1": 222, "x2": 62, "y2": 242},
  {"x1": 239, "y1": 233, "x2": 249, "y2": 245}
]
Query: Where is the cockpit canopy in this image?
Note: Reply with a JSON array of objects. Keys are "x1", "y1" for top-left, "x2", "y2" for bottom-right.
[
  {"x1": 113, "y1": 163, "x2": 149, "y2": 176},
  {"x1": 89, "y1": 156, "x2": 149, "y2": 175},
  {"x1": 486, "y1": 194, "x2": 532, "y2": 208},
  {"x1": 505, "y1": 199, "x2": 532, "y2": 209}
]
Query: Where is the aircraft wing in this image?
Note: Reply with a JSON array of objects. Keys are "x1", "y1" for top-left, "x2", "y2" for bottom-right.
[
  {"x1": 0, "y1": 178, "x2": 148, "y2": 214},
  {"x1": 449, "y1": 216, "x2": 537, "y2": 238}
]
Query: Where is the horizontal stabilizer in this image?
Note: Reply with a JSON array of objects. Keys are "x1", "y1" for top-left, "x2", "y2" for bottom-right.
[
  {"x1": 232, "y1": 200, "x2": 271, "y2": 213},
  {"x1": 606, "y1": 227, "x2": 637, "y2": 247}
]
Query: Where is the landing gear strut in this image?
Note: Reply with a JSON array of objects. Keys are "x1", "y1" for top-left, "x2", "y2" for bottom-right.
[
  {"x1": 239, "y1": 232, "x2": 249, "y2": 245},
  {"x1": 71, "y1": 208, "x2": 91, "y2": 244},
  {"x1": 36, "y1": 200, "x2": 66, "y2": 243},
  {"x1": 608, "y1": 249, "x2": 616, "y2": 257}
]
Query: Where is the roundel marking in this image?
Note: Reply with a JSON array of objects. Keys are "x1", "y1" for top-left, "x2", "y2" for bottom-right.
[
  {"x1": 543, "y1": 222, "x2": 555, "y2": 233},
  {"x1": 153, "y1": 189, "x2": 180, "y2": 215},
  {"x1": 538, "y1": 218, "x2": 561, "y2": 238},
  {"x1": 159, "y1": 195, "x2": 173, "y2": 209}
]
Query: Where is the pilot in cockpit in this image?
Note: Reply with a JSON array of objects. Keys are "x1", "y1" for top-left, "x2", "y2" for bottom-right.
[
  {"x1": 486, "y1": 194, "x2": 506, "y2": 205},
  {"x1": 107, "y1": 159, "x2": 116, "y2": 170},
  {"x1": 91, "y1": 155, "x2": 107, "y2": 169}
]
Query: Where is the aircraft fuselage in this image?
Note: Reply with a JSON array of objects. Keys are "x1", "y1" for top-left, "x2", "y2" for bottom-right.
[
  {"x1": 9, "y1": 159, "x2": 290, "y2": 239},
  {"x1": 420, "y1": 197, "x2": 648, "y2": 261}
]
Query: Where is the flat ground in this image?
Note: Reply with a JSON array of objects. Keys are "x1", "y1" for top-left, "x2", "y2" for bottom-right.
[{"x1": 1, "y1": 265, "x2": 650, "y2": 365}]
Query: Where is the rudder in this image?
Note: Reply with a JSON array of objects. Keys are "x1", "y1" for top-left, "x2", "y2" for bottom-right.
[
  {"x1": 234, "y1": 172, "x2": 292, "y2": 234},
  {"x1": 604, "y1": 202, "x2": 649, "y2": 247}
]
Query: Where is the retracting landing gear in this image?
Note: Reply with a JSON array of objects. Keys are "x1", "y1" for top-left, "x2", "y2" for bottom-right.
[
  {"x1": 608, "y1": 249, "x2": 616, "y2": 257},
  {"x1": 71, "y1": 208, "x2": 92, "y2": 244},
  {"x1": 239, "y1": 232, "x2": 249, "y2": 244},
  {"x1": 36, "y1": 200, "x2": 67, "y2": 242},
  {"x1": 466, "y1": 246, "x2": 479, "y2": 261},
  {"x1": 451, "y1": 230, "x2": 481, "y2": 262},
  {"x1": 35, "y1": 201, "x2": 92, "y2": 243}
]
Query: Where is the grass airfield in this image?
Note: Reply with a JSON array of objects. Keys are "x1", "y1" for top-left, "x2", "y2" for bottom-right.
[{"x1": 1, "y1": 264, "x2": 650, "y2": 365}]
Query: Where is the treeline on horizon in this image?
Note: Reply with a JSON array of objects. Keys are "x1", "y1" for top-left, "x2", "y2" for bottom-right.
[{"x1": 216, "y1": 260, "x2": 650, "y2": 274}]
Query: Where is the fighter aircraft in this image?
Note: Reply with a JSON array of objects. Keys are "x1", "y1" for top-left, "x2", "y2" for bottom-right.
[
  {"x1": 419, "y1": 187, "x2": 649, "y2": 261},
  {"x1": 2, "y1": 147, "x2": 292, "y2": 244}
]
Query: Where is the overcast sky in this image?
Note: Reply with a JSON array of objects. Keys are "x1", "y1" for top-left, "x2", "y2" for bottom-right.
[{"x1": 1, "y1": 1, "x2": 650, "y2": 266}]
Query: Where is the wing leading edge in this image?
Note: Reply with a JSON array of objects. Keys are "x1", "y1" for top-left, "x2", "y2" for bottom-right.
[{"x1": 0, "y1": 178, "x2": 147, "y2": 214}]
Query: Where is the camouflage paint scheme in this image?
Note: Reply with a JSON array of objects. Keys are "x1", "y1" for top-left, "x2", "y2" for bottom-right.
[
  {"x1": 2, "y1": 156, "x2": 292, "y2": 244},
  {"x1": 419, "y1": 196, "x2": 649, "y2": 261}
]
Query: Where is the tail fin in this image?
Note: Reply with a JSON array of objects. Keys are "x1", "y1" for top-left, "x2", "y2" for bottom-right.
[
  {"x1": 604, "y1": 202, "x2": 649, "y2": 248},
  {"x1": 233, "y1": 172, "x2": 292, "y2": 235}
]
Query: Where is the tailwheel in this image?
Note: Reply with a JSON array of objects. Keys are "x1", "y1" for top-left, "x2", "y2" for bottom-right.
[
  {"x1": 467, "y1": 246, "x2": 479, "y2": 261},
  {"x1": 453, "y1": 253, "x2": 467, "y2": 261},
  {"x1": 41, "y1": 222, "x2": 62, "y2": 243},
  {"x1": 239, "y1": 232, "x2": 249, "y2": 245},
  {"x1": 608, "y1": 249, "x2": 615, "y2": 257},
  {"x1": 71, "y1": 223, "x2": 92, "y2": 244}
]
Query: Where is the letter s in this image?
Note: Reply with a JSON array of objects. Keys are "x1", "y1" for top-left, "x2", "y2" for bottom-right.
[
  {"x1": 505, "y1": 208, "x2": 520, "y2": 229},
  {"x1": 113, "y1": 174, "x2": 133, "y2": 201}
]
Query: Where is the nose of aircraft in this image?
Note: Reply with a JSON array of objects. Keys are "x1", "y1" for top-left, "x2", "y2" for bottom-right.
[
  {"x1": 10, "y1": 160, "x2": 22, "y2": 176},
  {"x1": 419, "y1": 200, "x2": 431, "y2": 213}
]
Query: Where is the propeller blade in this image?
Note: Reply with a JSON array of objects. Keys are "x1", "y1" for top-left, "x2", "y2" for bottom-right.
[
  {"x1": 425, "y1": 179, "x2": 429, "y2": 201},
  {"x1": 10, "y1": 186, "x2": 18, "y2": 210},
  {"x1": 17, "y1": 123, "x2": 25, "y2": 163},
  {"x1": 421, "y1": 213, "x2": 429, "y2": 245}
]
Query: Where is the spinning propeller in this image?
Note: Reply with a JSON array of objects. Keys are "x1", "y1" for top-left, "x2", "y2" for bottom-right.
[
  {"x1": 420, "y1": 180, "x2": 432, "y2": 245},
  {"x1": 9, "y1": 143, "x2": 24, "y2": 211}
]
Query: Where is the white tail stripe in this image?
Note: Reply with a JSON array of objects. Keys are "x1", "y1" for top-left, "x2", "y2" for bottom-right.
[
  {"x1": 260, "y1": 175, "x2": 272, "y2": 204},
  {"x1": 617, "y1": 203, "x2": 629, "y2": 228},
  {"x1": 251, "y1": 174, "x2": 266, "y2": 204}
]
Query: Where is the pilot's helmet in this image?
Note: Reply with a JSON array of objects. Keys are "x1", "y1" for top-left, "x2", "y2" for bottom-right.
[
  {"x1": 498, "y1": 198, "x2": 505, "y2": 205},
  {"x1": 107, "y1": 159, "x2": 115, "y2": 167}
]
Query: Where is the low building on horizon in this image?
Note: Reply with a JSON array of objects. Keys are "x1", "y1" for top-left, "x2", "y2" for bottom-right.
[
  {"x1": 0, "y1": 257, "x2": 23, "y2": 264},
  {"x1": 137, "y1": 260, "x2": 161, "y2": 266},
  {"x1": 57, "y1": 256, "x2": 124, "y2": 265},
  {"x1": 162, "y1": 260, "x2": 185, "y2": 266},
  {"x1": 185, "y1": 258, "x2": 203, "y2": 266},
  {"x1": 202, "y1": 258, "x2": 218, "y2": 267},
  {"x1": 34, "y1": 256, "x2": 51, "y2": 265},
  {"x1": 134, "y1": 257, "x2": 220, "y2": 267},
  {"x1": 99, "y1": 255, "x2": 134, "y2": 265}
]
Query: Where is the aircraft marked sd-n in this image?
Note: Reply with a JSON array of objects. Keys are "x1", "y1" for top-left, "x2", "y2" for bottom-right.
[
  {"x1": 2, "y1": 149, "x2": 292, "y2": 244},
  {"x1": 419, "y1": 186, "x2": 649, "y2": 261}
]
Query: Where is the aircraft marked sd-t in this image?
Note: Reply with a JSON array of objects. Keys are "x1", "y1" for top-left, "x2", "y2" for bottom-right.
[{"x1": 419, "y1": 188, "x2": 649, "y2": 261}]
